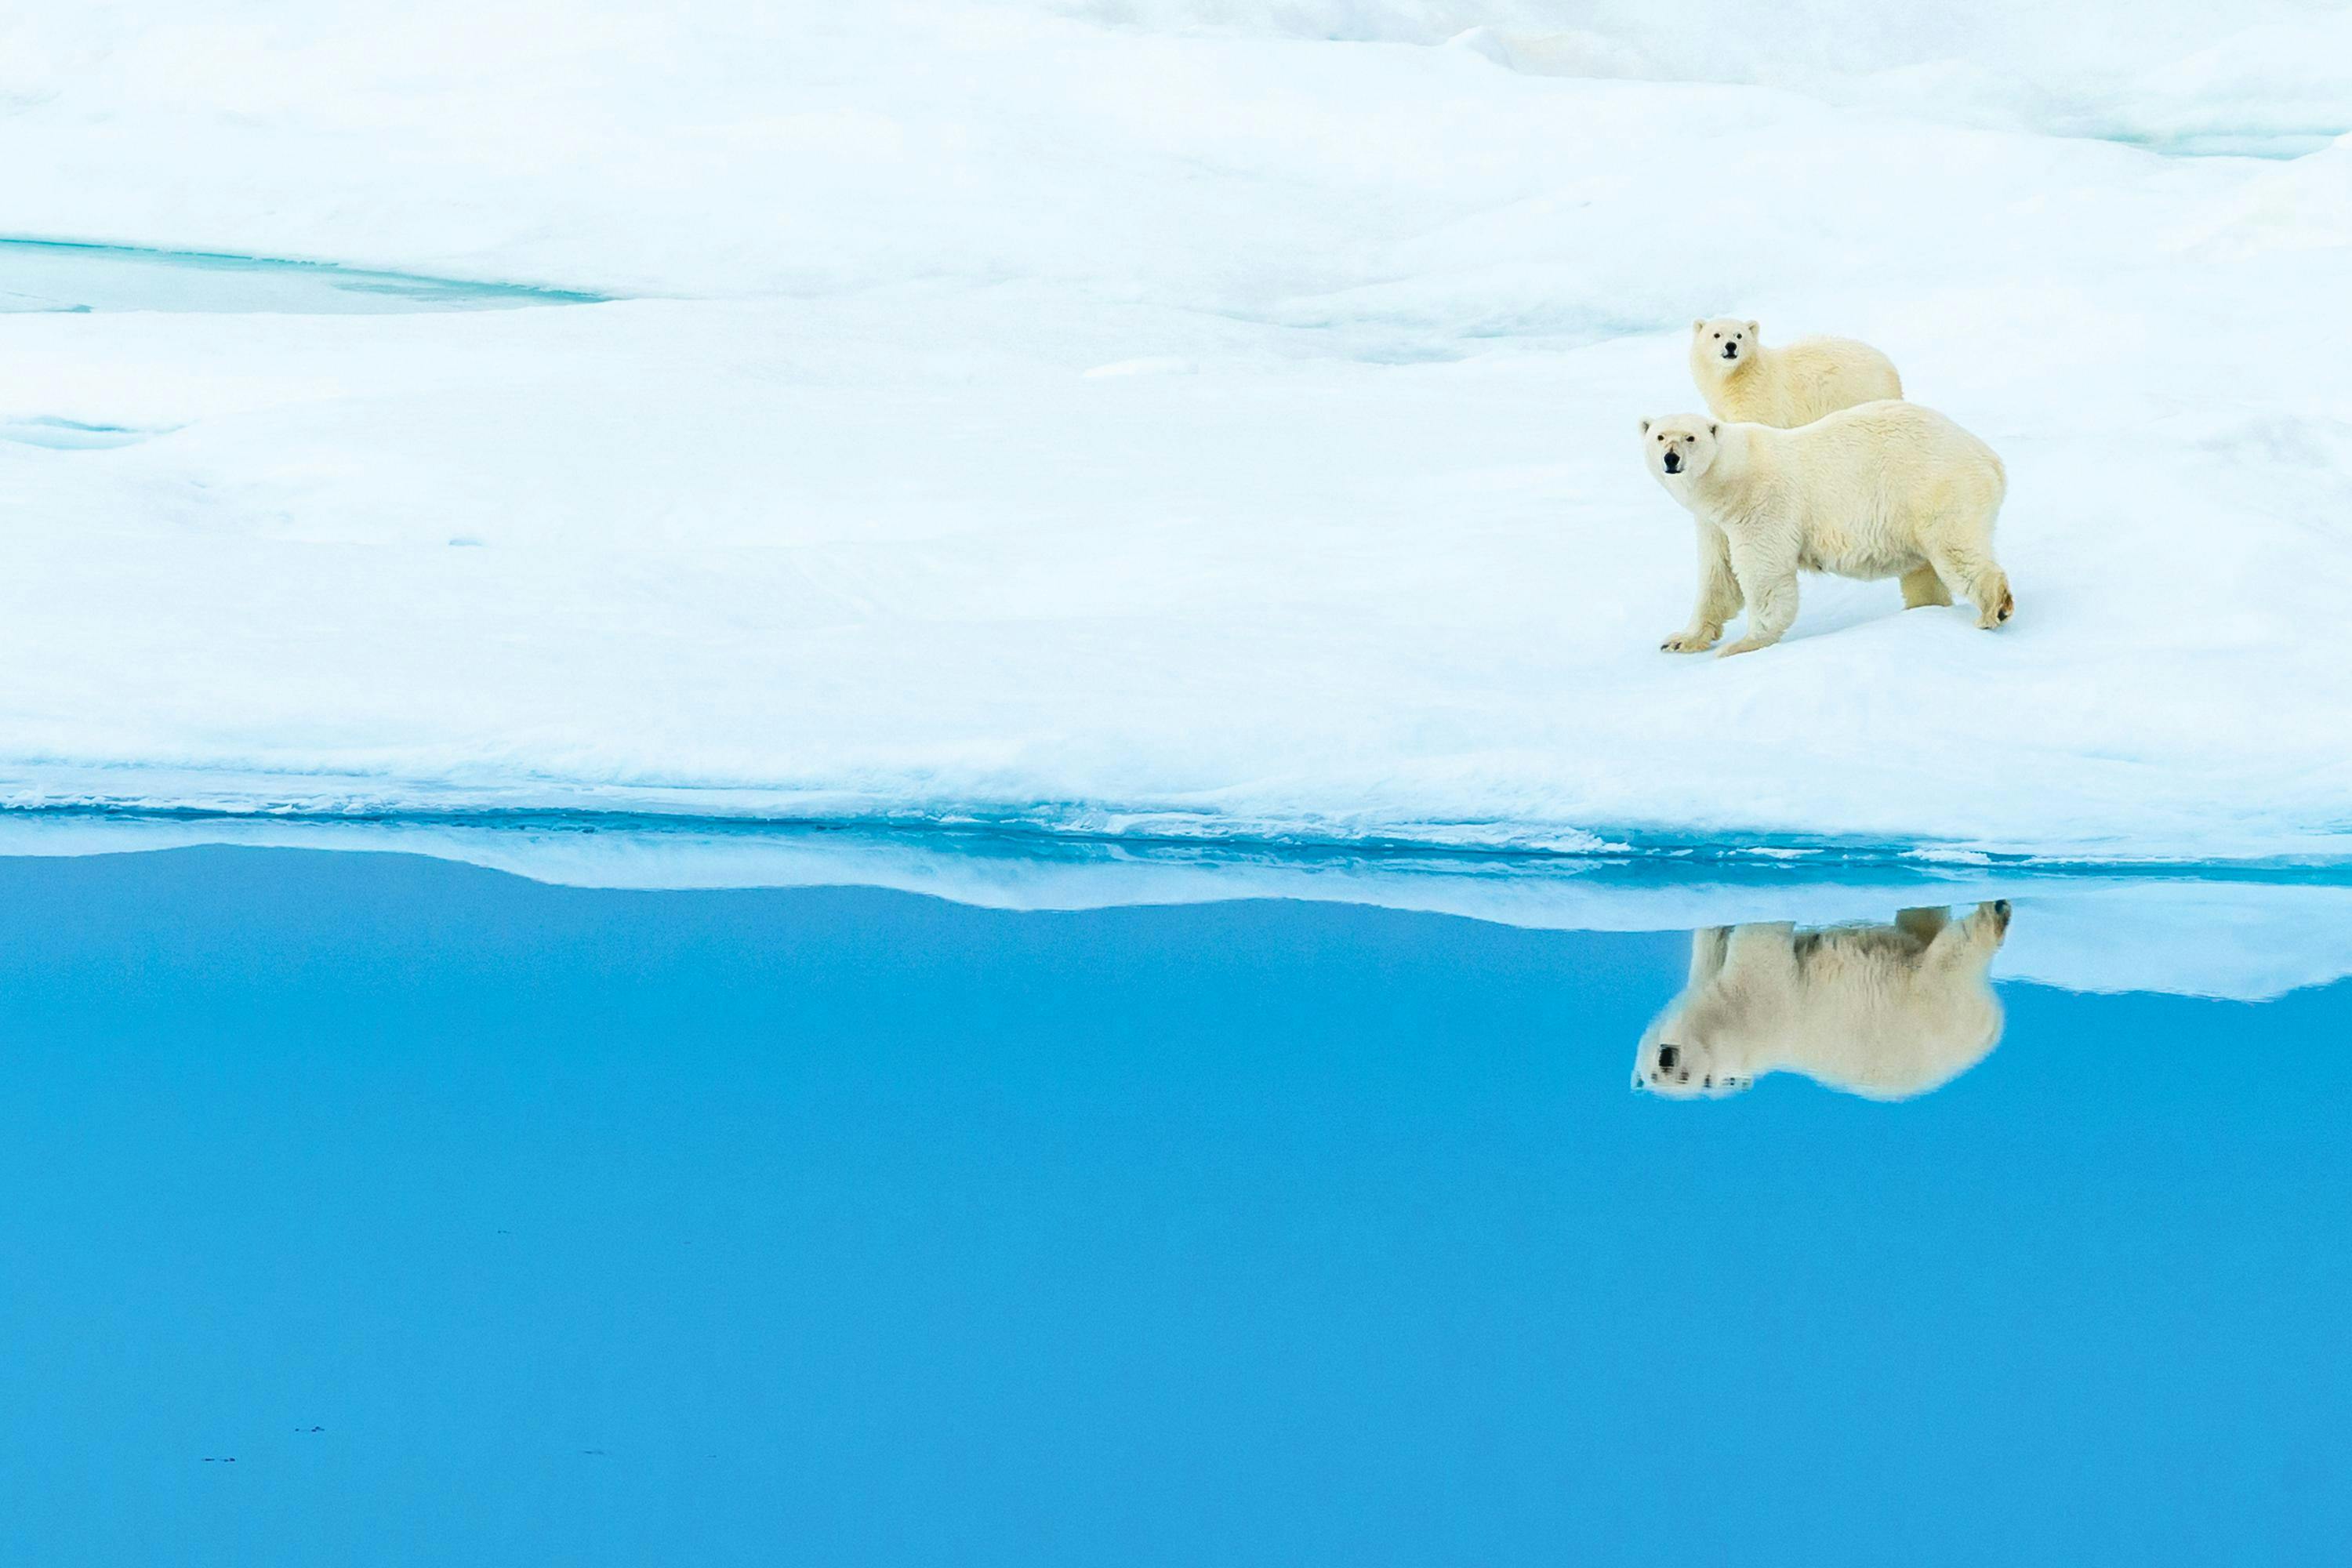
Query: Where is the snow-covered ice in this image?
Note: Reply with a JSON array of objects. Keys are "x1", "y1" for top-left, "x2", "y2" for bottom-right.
[
  {"x1": 0, "y1": 1, "x2": 2349, "y2": 861},
  {"x1": 0, "y1": 238, "x2": 602, "y2": 315}
]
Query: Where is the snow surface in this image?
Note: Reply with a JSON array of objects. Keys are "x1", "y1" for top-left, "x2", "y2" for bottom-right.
[{"x1": 0, "y1": 2, "x2": 2350, "y2": 860}]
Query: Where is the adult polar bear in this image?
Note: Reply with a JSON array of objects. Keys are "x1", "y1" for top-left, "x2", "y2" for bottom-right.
[
  {"x1": 1632, "y1": 903, "x2": 2011, "y2": 1102},
  {"x1": 1690, "y1": 317, "x2": 1901, "y2": 427},
  {"x1": 1641, "y1": 401, "x2": 2013, "y2": 656}
]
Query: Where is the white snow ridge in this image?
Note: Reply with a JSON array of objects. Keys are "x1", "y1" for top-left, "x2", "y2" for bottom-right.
[{"x1": 0, "y1": 1, "x2": 2347, "y2": 862}]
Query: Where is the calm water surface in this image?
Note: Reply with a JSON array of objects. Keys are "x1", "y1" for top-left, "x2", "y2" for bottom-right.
[{"x1": 3, "y1": 847, "x2": 2346, "y2": 1565}]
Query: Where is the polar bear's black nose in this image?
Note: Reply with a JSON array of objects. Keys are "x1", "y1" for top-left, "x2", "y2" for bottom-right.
[
  {"x1": 1657, "y1": 1044, "x2": 1681, "y2": 1071},
  {"x1": 1721, "y1": 343, "x2": 1738, "y2": 359},
  {"x1": 1662, "y1": 452, "x2": 1681, "y2": 474}
]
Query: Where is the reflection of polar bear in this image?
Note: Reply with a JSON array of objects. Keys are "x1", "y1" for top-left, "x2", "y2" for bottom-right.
[
  {"x1": 1689, "y1": 318, "x2": 1901, "y2": 428},
  {"x1": 1641, "y1": 401, "x2": 2013, "y2": 655},
  {"x1": 1633, "y1": 904, "x2": 2010, "y2": 1102}
]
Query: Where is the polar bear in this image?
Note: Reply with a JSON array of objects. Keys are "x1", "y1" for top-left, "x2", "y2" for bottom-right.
[
  {"x1": 1632, "y1": 903, "x2": 2010, "y2": 1102},
  {"x1": 1640, "y1": 401, "x2": 2013, "y2": 655},
  {"x1": 1689, "y1": 318, "x2": 1901, "y2": 427}
]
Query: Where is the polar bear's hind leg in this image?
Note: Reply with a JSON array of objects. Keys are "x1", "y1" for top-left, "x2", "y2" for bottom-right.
[
  {"x1": 1986, "y1": 575, "x2": 2015, "y2": 628},
  {"x1": 1900, "y1": 564, "x2": 1952, "y2": 609},
  {"x1": 1893, "y1": 906, "x2": 1950, "y2": 943},
  {"x1": 1928, "y1": 544, "x2": 2013, "y2": 630},
  {"x1": 1928, "y1": 901, "x2": 2012, "y2": 971}
]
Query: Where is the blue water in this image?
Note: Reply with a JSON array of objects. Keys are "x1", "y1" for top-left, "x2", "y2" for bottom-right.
[
  {"x1": 3, "y1": 846, "x2": 2347, "y2": 1565},
  {"x1": 0, "y1": 238, "x2": 604, "y2": 314}
]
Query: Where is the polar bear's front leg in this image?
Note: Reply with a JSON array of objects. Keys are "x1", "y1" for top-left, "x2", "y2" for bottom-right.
[
  {"x1": 1661, "y1": 522, "x2": 1743, "y2": 652},
  {"x1": 1718, "y1": 541, "x2": 1799, "y2": 657}
]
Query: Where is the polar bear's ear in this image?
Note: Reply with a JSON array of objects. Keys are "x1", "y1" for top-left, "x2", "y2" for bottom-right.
[
  {"x1": 1746, "y1": 320, "x2": 1759, "y2": 335},
  {"x1": 1639, "y1": 417, "x2": 1652, "y2": 435},
  {"x1": 1691, "y1": 319, "x2": 1705, "y2": 333}
]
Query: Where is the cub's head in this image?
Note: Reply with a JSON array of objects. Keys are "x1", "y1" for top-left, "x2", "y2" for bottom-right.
[
  {"x1": 1639, "y1": 415, "x2": 1720, "y2": 481},
  {"x1": 1693, "y1": 316, "x2": 1760, "y2": 368},
  {"x1": 1632, "y1": 1011, "x2": 1754, "y2": 1099}
]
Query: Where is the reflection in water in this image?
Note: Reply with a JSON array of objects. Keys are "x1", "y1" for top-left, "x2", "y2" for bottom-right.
[
  {"x1": 1635, "y1": 902, "x2": 2010, "y2": 1102},
  {"x1": 9, "y1": 849, "x2": 2352, "y2": 1561}
]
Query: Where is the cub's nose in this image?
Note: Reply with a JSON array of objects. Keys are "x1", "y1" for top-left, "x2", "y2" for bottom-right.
[
  {"x1": 1721, "y1": 343, "x2": 1739, "y2": 359},
  {"x1": 1661, "y1": 451, "x2": 1682, "y2": 474}
]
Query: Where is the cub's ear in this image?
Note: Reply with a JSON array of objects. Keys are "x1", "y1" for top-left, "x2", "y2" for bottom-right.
[
  {"x1": 1691, "y1": 319, "x2": 1705, "y2": 333},
  {"x1": 1745, "y1": 319, "x2": 1759, "y2": 335},
  {"x1": 1708, "y1": 423, "x2": 1719, "y2": 436},
  {"x1": 1639, "y1": 417, "x2": 1653, "y2": 435}
]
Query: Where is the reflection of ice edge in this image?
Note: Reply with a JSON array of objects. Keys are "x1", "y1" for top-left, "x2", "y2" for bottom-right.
[{"x1": 0, "y1": 810, "x2": 2347, "y2": 1002}]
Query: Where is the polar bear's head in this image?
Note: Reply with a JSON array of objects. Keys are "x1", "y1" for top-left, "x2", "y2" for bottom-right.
[
  {"x1": 1639, "y1": 415, "x2": 1720, "y2": 481},
  {"x1": 1693, "y1": 317, "x2": 1760, "y2": 370},
  {"x1": 1632, "y1": 1009, "x2": 1754, "y2": 1098}
]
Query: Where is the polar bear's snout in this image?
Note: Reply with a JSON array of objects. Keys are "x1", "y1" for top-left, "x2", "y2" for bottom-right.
[
  {"x1": 1635, "y1": 1034, "x2": 1695, "y2": 1090},
  {"x1": 1633, "y1": 1017, "x2": 1744, "y2": 1096},
  {"x1": 1694, "y1": 318, "x2": 1753, "y2": 369},
  {"x1": 1639, "y1": 416, "x2": 1722, "y2": 484},
  {"x1": 1633, "y1": 1036, "x2": 1742, "y2": 1097}
]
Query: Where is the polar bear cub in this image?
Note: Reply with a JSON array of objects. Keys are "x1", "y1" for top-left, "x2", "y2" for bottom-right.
[
  {"x1": 1690, "y1": 318, "x2": 1901, "y2": 427},
  {"x1": 1632, "y1": 904, "x2": 2010, "y2": 1102},
  {"x1": 1641, "y1": 401, "x2": 2012, "y2": 655}
]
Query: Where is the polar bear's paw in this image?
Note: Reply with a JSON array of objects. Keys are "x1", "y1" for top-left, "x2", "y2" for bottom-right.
[
  {"x1": 1716, "y1": 636, "x2": 1775, "y2": 658},
  {"x1": 1660, "y1": 630, "x2": 1717, "y2": 653},
  {"x1": 1976, "y1": 586, "x2": 2014, "y2": 630}
]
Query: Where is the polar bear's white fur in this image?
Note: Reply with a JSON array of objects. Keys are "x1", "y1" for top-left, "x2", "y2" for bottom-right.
[
  {"x1": 1689, "y1": 318, "x2": 1902, "y2": 428},
  {"x1": 1640, "y1": 401, "x2": 2013, "y2": 656},
  {"x1": 1633, "y1": 904, "x2": 2010, "y2": 1102}
]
